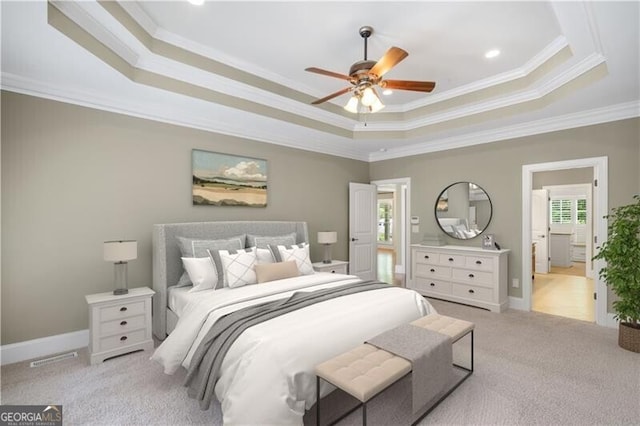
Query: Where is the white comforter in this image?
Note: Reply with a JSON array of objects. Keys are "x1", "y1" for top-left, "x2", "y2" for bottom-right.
[{"x1": 151, "y1": 273, "x2": 433, "y2": 425}]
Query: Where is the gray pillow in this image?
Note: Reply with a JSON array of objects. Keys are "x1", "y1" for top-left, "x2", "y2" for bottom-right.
[
  {"x1": 246, "y1": 232, "x2": 296, "y2": 249},
  {"x1": 176, "y1": 235, "x2": 245, "y2": 289},
  {"x1": 268, "y1": 242, "x2": 305, "y2": 263}
]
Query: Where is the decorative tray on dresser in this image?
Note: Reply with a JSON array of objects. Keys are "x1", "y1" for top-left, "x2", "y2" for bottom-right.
[{"x1": 410, "y1": 244, "x2": 510, "y2": 312}]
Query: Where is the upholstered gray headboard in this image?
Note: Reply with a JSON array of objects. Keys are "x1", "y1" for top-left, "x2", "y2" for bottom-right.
[{"x1": 152, "y1": 221, "x2": 308, "y2": 339}]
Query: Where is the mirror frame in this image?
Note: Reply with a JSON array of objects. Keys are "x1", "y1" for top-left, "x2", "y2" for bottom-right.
[{"x1": 434, "y1": 181, "x2": 493, "y2": 240}]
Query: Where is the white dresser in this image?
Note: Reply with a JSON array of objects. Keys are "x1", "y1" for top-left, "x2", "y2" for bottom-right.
[
  {"x1": 410, "y1": 245, "x2": 510, "y2": 312},
  {"x1": 85, "y1": 287, "x2": 155, "y2": 365}
]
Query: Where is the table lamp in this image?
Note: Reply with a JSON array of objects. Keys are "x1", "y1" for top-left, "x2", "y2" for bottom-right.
[
  {"x1": 317, "y1": 231, "x2": 337, "y2": 264},
  {"x1": 104, "y1": 240, "x2": 137, "y2": 295}
]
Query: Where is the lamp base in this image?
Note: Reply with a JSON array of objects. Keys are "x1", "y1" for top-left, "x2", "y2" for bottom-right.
[
  {"x1": 322, "y1": 260, "x2": 332, "y2": 264},
  {"x1": 322, "y1": 244, "x2": 333, "y2": 264},
  {"x1": 113, "y1": 288, "x2": 129, "y2": 295},
  {"x1": 113, "y1": 262, "x2": 129, "y2": 296}
]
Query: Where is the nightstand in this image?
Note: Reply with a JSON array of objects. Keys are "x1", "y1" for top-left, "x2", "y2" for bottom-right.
[
  {"x1": 312, "y1": 260, "x2": 349, "y2": 274},
  {"x1": 85, "y1": 287, "x2": 155, "y2": 365}
]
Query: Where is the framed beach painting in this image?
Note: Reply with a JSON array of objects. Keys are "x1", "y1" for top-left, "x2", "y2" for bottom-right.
[{"x1": 192, "y1": 149, "x2": 267, "y2": 207}]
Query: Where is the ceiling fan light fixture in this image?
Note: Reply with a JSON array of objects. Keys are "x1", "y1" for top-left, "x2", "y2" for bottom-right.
[
  {"x1": 360, "y1": 87, "x2": 377, "y2": 107},
  {"x1": 344, "y1": 96, "x2": 360, "y2": 113},
  {"x1": 369, "y1": 97, "x2": 385, "y2": 113},
  {"x1": 382, "y1": 89, "x2": 393, "y2": 96}
]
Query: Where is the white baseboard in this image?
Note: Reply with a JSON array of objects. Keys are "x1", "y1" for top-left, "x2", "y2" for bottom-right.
[
  {"x1": 508, "y1": 296, "x2": 527, "y2": 311},
  {"x1": 1, "y1": 329, "x2": 89, "y2": 366}
]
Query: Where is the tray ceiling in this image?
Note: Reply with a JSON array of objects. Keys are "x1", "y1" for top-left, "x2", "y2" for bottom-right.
[{"x1": 1, "y1": 1, "x2": 638, "y2": 161}]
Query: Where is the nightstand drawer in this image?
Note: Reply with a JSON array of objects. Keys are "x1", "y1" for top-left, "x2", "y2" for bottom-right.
[
  {"x1": 100, "y1": 314, "x2": 146, "y2": 336},
  {"x1": 99, "y1": 329, "x2": 147, "y2": 352},
  {"x1": 99, "y1": 301, "x2": 145, "y2": 322}
]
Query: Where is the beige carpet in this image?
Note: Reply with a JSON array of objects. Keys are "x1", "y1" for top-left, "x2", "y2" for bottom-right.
[{"x1": 1, "y1": 299, "x2": 639, "y2": 425}]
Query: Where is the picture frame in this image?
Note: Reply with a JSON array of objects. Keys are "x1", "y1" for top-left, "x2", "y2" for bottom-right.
[
  {"x1": 482, "y1": 233, "x2": 495, "y2": 250},
  {"x1": 192, "y1": 149, "x2": 267, "y2": 207}
]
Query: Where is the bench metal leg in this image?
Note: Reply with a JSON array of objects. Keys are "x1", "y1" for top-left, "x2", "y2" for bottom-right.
[
  {"x1": 362, "y1": 402, "x2": 367, "y2": 426},
  {"x1": 316, "y1": 376, "x2": 320, "y2": 426}
]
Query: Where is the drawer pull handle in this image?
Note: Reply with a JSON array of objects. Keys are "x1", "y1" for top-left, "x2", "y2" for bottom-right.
[
  {"x1": 119, "y1": 307, "x2": 127, "y2": 312},
  {"x1": 430, "y1": 283, "x2": 435, "y2": 287},
  {"x1": 448, "y1": 257, "x2": 454, "y2": 262},
  {"x1": 468, "y1": 289, "x2": 475, "y2": 294},
  {"x1": 331, "y1": 270, "x2": 336, "y2": 273},
  {"x1": 120, "y1": 336, "x2": 128, "y2": 341},
  {"x1": 120, "y1": 321, "x2": 127, "y2": 326},
  {"x1": 430, "y1": 268, "x2": 435, "y2": 272},
  {"x1": 476, "y1": 260, "x2": 482, "y2": 265},
  {"x1": 468, "y1": 273, "x2": 475, "y2": 278},
  {"x1": 424, "y1": 255, "x2": 429, "y2": 259}
]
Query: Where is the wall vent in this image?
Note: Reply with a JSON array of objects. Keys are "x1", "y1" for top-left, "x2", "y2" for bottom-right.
[{"x1": 30, "y1": 351, "x2": 78, "y2": 368}]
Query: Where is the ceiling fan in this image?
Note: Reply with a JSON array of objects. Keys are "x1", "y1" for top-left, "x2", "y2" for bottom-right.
[{"x1": 305, "y1": 26, "x2": 436, "y2": 112}]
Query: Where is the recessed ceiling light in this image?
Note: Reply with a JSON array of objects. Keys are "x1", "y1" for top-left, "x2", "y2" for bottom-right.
[
  {"x1": 188, "y1": 0, "x2": 204, "y2": 5},
  {"x1": 382, "y1": 89, "x2": 393, "y2": 96},
  {"x1": 485, "y1": 49, "x2": 500, "y2": 59}
]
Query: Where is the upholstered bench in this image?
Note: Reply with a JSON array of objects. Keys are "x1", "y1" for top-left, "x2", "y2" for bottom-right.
[{"x1": 315, "y1": 313, "x2": 474, "y2": 425}]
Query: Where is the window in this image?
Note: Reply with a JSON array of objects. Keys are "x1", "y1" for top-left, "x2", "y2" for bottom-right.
[
  {"x1": 377, "y1": 199, "x2": 393, "y2": 243},
  {"x1": 550, "y1": 198, "x2": 587, "y2": 225}
]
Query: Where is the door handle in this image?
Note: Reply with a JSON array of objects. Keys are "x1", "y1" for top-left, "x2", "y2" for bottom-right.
[
  {"x1": 539, "y1": 235, "x2": 546, "y2": 238},
  {"x1": 351, "y1": 237, "x2": 359, "y2": 242}
]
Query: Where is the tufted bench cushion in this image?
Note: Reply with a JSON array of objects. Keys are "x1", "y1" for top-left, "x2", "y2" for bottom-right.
[
  {"x1": 410, "y1": 314, "x2": 474, "y2": 343},
  {"x1": 315, "y1": 343, "x2": 411, "y2": 403}
]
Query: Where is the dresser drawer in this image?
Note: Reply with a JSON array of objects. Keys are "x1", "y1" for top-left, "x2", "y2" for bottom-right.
[
  {"x1": 414, "y1": 278, "x2": 452, "y2": 296},
  {"x1": 414, "y1": 250, "x2": 439, "y2": 265},
  {"x1": 99, "y1": 329, "x2": 147, "y2": 352},
  {"x1": 415, "y1": 263, "x2": 451, "y2": 280},
  {"x1": 99, "y1": 301, "x2": 145, "y2": 322},
  {"x1": 464, "y1": 255, "x2": 494, "y2": 272},
  {"x1": 452, "y1": 283, "x2": 493, "y2": 303},
  {"x1": 451, "y1": 268, "x2": 493, "y2": 287},
  {"x1": 438, "y1": 253, "x2": 465, "y2": 267},
  {"x1": 100, "y1": 314, "x2": 146, "y2": 336}
]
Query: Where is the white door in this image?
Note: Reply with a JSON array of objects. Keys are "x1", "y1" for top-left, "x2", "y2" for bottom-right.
[
  {"x1": 349, "y1": 182, "x2": 377, "y2": 281},
  {"x1": 532, "y1": 189, "x2": 550, "y2": 274}
]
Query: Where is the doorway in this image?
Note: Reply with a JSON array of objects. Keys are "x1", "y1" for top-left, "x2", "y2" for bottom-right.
[
  {"x1": 531, "y1": 182, "x2": 594, "y2": 321},
  {"x1": 371, "y1": 178, "x2": 410, "y2": 287},
  {"x1": 521, "y1": 156, "x2": 611, "y2": 327}
]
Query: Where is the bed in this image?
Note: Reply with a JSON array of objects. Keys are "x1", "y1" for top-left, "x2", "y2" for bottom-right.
[{"x1": 151, "y1": 221, "x2": 435, "y2": 424}]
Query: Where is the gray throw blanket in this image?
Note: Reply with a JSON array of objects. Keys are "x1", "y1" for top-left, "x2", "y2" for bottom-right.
[
  {"x1": 366, "y1": 323, "x2": 452, "y2": 414},
  {"x1": 184, "y1": 280, "x2": 390, "y2": 410}
]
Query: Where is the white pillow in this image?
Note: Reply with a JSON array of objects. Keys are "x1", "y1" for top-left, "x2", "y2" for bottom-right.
[
  {"x1": 181, "y1": 257, "x2": 218, "y2": 292},
  {"x1": 276, "y1": 243, "x2": 314, "y2": 275},
  {"x1": 219, "y1": 248, "x2": 258, "y2": 288},
  {"x1": 255, "y1": 247, "x2": 275, "y2": 264}
]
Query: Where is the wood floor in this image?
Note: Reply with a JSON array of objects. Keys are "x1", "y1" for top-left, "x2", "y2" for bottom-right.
[
  {"x1": 533, "y1": 262, "x2": 594, "y2": 322},
  {"x1": 377, "y1": 247, "x2": 404, "y2": 287}
]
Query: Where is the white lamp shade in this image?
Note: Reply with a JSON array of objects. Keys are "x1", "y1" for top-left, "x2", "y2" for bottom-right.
[
  {"x1": 317, "y1": 231, "x2": 337, "y2": 244},
  {"x1": 104, "y1": 240, "x2": 137, "y2": 262},
  {"x1": 344, "y1": 96, "x2": 359, "y2": 113}
]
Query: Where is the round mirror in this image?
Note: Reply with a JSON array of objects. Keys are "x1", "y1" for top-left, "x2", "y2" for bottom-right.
[{"x1": 435, "y1": 182, "x2": 492, "y2": 240}]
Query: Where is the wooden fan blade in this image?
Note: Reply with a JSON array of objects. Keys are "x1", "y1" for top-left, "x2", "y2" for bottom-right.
[
  {"x1": 311, "y1": 87, "x2": 352, "y2": 105},
  {"x1": 382, "y1": 79, "x2": 436, "y2": 92},
  {"x1": 305, "y1": 67, "x2": 351, "y2": 81},
  {"x1": 369, "y1": 47, "x2": 408, "y2": 78}
]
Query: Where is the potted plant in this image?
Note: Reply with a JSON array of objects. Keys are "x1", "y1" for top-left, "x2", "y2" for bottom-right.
[{"x1": 593, "y1": 195, "x2": 640, "y2": 353}]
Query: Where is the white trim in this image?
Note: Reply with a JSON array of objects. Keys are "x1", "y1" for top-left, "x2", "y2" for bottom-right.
[
  {"x1": 1, "y1": 330, "x2": 89, "y2": 366},
  {"x1": 522, "y1": 156, "x2": 608, "y2": 326},
  {"x1": 508, "y1": 296, "x2": 527, "y2": 311}
]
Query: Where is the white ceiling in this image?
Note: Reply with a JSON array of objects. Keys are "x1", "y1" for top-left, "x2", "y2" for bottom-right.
[{"x1": 2, "y1": 1, "x2": 639, "y2": 162}]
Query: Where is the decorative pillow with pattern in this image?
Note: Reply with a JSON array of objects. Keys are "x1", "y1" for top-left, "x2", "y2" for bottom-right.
[
  {"x1": 181, "y1": 257, "x2": 218, "y2": 292},
  {"x1": 218, "y1": 248, "x2": 258, "y2": 288},
  {"x1": 273, "y1": 243, "x2": 314, "y2": 275},
  {"x1": 176, "y1": 235, "x2": 244, "y2": 289}
]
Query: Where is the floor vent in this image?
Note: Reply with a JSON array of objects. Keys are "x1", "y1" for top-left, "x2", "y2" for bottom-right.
[{"x1": 30, "y1": 351, "x2": 78, "y2": 368}]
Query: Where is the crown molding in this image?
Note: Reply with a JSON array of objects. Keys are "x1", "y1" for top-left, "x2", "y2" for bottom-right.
[
  {"x1": 1, "y1": 72, "x2": 368, "y2": 162},
  {"x1": 368, "y1": 100, "x2": 640, "y2": 162}
]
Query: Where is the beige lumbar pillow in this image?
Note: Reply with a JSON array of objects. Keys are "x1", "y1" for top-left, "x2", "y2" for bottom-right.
[{"x1": 255, "y1": 260, "x2": 300, "y2": 283}]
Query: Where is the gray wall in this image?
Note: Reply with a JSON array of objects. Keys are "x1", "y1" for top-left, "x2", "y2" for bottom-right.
[
  {"x1": 370, "y1": 118, "x2": 640, "y2": 301},
  {"x1": 533, "y1": 167, "x2": 593, "y2": 189},
  {"x1": 1, "y1": 92, "x2": 369, "y2": 344}
]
